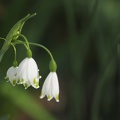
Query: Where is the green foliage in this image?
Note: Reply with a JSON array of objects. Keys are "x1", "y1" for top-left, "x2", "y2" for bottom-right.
[{"x1": 0, "y1": 82, "x2": 55, "y2": 120}]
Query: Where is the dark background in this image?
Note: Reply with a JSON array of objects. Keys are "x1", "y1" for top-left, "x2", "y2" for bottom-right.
[{"x1": 0, "y1": 0, "x2": 119, "y2": 120}]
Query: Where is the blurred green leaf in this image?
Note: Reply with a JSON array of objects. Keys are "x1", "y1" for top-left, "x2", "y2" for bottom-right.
[{"x1": 0, "y1": 82, "x2": 56, "y2": 120}]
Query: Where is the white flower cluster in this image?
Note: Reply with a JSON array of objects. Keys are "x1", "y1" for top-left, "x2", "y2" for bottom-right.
[
  {"x1": 6, "y1": 57, "x2": 40, "y2": 89},
  {"x1": 5, "y1": 57, "x2": 59, "y2": 102},
  {"x1": 1, "y1": 13, "x2": 60, "y2": 102}
]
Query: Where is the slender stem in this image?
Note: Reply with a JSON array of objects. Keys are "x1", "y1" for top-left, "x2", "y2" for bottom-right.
[
  {"x1": 19, "y1": 34, "x2": 30, "y2": 49},
  {"x1": 13, "y1": 40, "x2": 54, "y2": 60},
  {"x1": 29, "y1": 42, "x2": 54, "y2": 60},
  {"x1": 10, "y1": 43, "x2": 17, "y2": 62},
  {"x1": 0, "y1": 37, "x2": 7, "y2": 41}
]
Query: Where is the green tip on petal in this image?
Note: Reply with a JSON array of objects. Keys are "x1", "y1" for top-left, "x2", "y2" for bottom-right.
[
  {"x1": 17, "y1": 79, "x2": 20, "y2": 84},
  {"x1": 49, "y1": 60, "x2": 57, "y2": 72},
  {"x1": 33, "y1": 78, "x2": 36, "y2": 84},
  {"x1": 47, "y1": 95, "x2": 52, "y2": 101},
  {"x1": 24, "y1": 83, "x2": 28, "y2": 89},
  {"x1": 33, "y1": 78, "x2": 39, "y2": 88},
  {"x1": 27, "y1": 49, "x2": 32, "y2": 58},
  {"x1": 35, "y1": 83, "x2": 39, "y2": 88},
  {"x1": 21, "y1": 78, "x2": 24, "y2": 83},
  {"x1": 56, "y1": 94, "x2": 59, "y2": 102},
  {"x1": 12, "y1": 79, "x2": 16, "y2": 86}
]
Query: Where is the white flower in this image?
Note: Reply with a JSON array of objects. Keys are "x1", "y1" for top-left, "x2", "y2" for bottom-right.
[
  {"x1": 40, "y1": 72, "x2": 59, "y2": 102},
  {"x1": 5, "y1": 66, "x2": 18, "y2": 86},
  {"x1": 17, "y1": 57, "x2": 41, "y2": 89}
]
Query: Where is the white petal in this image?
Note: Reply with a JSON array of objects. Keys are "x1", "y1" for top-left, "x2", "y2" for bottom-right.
[
  {"x1": 27, "y1": 58, "x2": 37, "y2": 79},
  {"x1": 51, "y1": 72, "x2": 59, "y2": 101},
  {"x1": 17, "y1": 58, "x2": 28, "y2": 83},
  {"x1": 40, "y1": 72, "x2": 52, "y2": 99},
  {"x1": 6, "y1": 66, "x2": 18, "y2": 86},
  {"x1": 27, "y1": 58, "x2": 40, "y2": 88}
]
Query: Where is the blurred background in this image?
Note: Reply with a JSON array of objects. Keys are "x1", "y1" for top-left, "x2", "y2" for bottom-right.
[{"x1": 0, "y1": 0, "x2": 119, "y2": 120}]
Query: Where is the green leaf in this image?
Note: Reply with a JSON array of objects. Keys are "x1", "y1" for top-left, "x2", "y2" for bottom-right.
[
  {"x1": 0, "y1": 83, "x2": 56, "y2": 120},
  {"x1": 0, "y1": 13, "x2": 36, "y2": 62}
]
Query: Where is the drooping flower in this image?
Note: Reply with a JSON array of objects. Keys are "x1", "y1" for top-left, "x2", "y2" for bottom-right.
[
  {"x1": 17, "y1": 57, "x2": 41, "y2": 89},
  {"x1": 5, "y1": 66, "x2": 18, "y2": 86},
  {"x1": 40, "y1": 72, "x2": 59, "y2": 102}
]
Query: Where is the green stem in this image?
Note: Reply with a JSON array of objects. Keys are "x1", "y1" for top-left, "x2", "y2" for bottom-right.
[
  {"x1": 10, "y1": 43, "x2": 17, "y2": 62},
  {"x1": 19, "y1": 34, "x2": 30, "y2": 49},
  {"x1": 0, "y1": 37, "x2": 7, "y2": 41},
  {"x1": 29, "y1": 42, "x2": 54, "y2": 60},
  {"x1": 13, "y1": 40, "x2": 54, "y2": 60}
]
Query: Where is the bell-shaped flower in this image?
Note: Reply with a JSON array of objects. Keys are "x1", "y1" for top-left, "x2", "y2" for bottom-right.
[
  {"x1": 5, "y1": 66, "x2": 18, "y2": 86},
  {"x1": 17, "y1": 57, "x2": 41, "y2": 89},
  {"x1": 40, "y1": 72, "x2": 59, "y2": 102}
]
